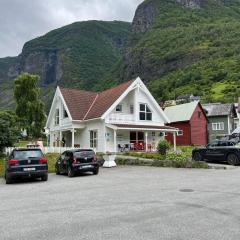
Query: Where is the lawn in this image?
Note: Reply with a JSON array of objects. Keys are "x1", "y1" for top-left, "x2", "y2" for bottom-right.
[{"x1": 0, "y1": 158, "x2": 4, "y2": 177}]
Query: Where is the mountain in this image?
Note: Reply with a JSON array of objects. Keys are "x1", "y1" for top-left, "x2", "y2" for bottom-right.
[
  {"x1": 2, "y1": 0, "x2": 240, "y2": 111},
  {"x1": 0, "y1": 21, "x2": 131, "y2": 110},
  {"x1": 107, "y1": 0, "x2": 240, "y2": 103}
]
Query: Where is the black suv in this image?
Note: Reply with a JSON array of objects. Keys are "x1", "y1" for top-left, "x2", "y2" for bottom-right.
[
  {"x1": 55, "y1": 149, "x2": 99, "y2": 177},
  {"x1": 192, "y1": 140, "x2": 240, "y2": 165},
  {"x1": 5, "y1": 148, "x2": 48, "y2": 184}
]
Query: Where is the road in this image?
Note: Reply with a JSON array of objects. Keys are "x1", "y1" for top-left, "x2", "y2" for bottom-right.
[{"x1": 1, "y1": 166, "x2": 240, "y2": 240}]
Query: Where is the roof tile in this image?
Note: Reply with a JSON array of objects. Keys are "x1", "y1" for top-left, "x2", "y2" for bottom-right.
[{"x1": 60, "y1": 80, "x2": 134, "y2": 121}]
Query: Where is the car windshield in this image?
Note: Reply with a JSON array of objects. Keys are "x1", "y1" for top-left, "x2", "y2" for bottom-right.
[
  {"x1": 13, "y1": 150, "x2": 43, "y2": 159},
  {"x1": 74, "y1": 150, "x2": 94, "y2": 158}
]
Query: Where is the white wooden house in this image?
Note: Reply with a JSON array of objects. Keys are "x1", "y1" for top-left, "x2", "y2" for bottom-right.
[{"x1": 45, "y1": 77, "x2": 178, "y2": 153}]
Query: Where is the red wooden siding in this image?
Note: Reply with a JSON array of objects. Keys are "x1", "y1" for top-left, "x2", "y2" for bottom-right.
[
  {"x1": 190, "y1": 104, "x2": 208, "y2": 145},
  {"x1": 166, "y1": 122, "x2": 191, "y2": 145},
  {"x1": 166, "y1": 103, "x2": 208, "y2": 146}
]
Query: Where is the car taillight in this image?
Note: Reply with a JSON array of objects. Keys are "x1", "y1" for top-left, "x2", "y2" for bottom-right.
[
  {"x1": 93, "y1": 155, "x2": 97, "y2": 162},
  {"x1": 8, "y1": 159, "x2": 19, "y2": 166},
  {"x1": 39, "y1": 158, "x2": 48, "y2": 164}
]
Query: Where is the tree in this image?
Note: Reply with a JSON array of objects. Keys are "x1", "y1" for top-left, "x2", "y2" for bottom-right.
[
  {"x1": 14, "y1": 73, "x2": 46, "y2": 139},
  {"x1": 0, "y1": 111, "x2": 20, "y2": 152}
]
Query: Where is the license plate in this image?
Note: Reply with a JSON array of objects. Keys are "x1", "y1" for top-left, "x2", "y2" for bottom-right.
[
  {"x1": 80, "y1": 165, "x2": 92, "y2": 169},
  {"x1": 23, "y1": 168, "x2": 36, "y2": 171}
]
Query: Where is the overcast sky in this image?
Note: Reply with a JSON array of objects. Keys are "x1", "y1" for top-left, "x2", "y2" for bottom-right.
[{"x1": 0, "y1": 0, "x2": 143, "y2": 58}]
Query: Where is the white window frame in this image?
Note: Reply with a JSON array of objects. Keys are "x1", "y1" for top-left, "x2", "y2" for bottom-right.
[
  {"x1": 139, "y1": 103, "x2": 152, "y2": 121},
  {"x1": 55, "y1": 109, "x2": 60, "y2": 125},
  {"x1": 90, "y1": 130, "x2": 98, "y2": 148},
  {"x1": 177, "y1": 130, "x2": 184, "y2": 136},
  {"x1": 212, "y1": 122, "x2": 224, "y2": 131},
  {"x1": 115, "y1": 104, "x2": 122, "y2": 112}
]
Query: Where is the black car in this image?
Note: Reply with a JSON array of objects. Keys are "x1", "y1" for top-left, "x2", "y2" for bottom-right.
[
  {"x1": 192, "y1": 140, "x2": 240, "y2": 165},
  {"x1": 55, "y1": 149, "x2": 99, "y2": 177},
  {"x1": 5, "y1": 148, "x2": 48, "y2": 184}
]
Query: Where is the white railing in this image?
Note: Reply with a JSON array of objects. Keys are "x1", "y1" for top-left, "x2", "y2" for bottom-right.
[
  {"x1": 4, "y1": 147, "x2": 80, "y2": 155},
  {"x1": 107, "y1": 113, "x2": 135, "y2": 123}
]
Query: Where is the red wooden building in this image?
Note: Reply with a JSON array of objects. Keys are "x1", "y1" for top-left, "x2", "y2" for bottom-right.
[{"x1": 164, "y1": 101, "x2": 208, "y2": 145}]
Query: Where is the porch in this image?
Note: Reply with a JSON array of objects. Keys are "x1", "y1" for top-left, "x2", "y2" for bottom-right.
[
  {"x1": 46, "y1": 124, "x2": 178, "y2": 153},
  {"x1": 106, "y1": 124, "x2": 178, "y2": 153}
]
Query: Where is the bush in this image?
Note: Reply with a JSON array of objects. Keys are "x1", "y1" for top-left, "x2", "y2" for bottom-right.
[{"x1": 157, "y1": 140, "x2": 170, "y2": 155}]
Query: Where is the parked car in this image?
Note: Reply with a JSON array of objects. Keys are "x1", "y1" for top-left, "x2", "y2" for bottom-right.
[
  {"x1": 192, "y1": 140, "x2": 240, "y2": 165},
  {"x1": 5, "y1": 148, "x2": 48, "y2": 184},
  {"x1": 55, "y1": 149, "x2": 99, "y2": 177}
]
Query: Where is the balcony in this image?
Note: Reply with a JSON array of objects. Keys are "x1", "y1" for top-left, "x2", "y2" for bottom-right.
[{"x1": 107, "y1": 113, "x2": 135, "y2": 124}]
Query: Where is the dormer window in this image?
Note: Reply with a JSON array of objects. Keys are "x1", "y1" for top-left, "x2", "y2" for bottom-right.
[
  {"x1": 55, "y1": 109, "x2": 60, "y2": 125},
  {"x1": 116, "y1": 104, "x2": 122, "y2": 112},
  {"x1": 139, "y1": 104, "x2": 152, "y2": 121}
]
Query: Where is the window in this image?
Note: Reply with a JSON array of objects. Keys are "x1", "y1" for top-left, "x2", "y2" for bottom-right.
[
  {"x1": 116, "y1": 104, "x2": 122, "y2": 112},
  {"x1": 63, "y1": 109, "x2": 68, "y2": 118},
  {"x1": 198, "y1": 111, "x2": 202, "y2": 118},
  {"x1": 139, "y1": 104, "x2": 152, "y2": 121},
  {"x1": 90, "y1": 130, "x2": 98, "y2": 148},
  {"x1": 212, "y1": 122, "x2": 224, "y2": 131},
  {"x1": 177, "y1": 130, "x2": 183, "y2": 136},
  {"x1": 55, "y1": 109, "x2": 59, "y2": 125},
  {"x1": 130, "y1": 105, "x2": 134, "y2": 114},
  {"x1": 152, "y1": 132, "x2": 156, "y2": 137}
]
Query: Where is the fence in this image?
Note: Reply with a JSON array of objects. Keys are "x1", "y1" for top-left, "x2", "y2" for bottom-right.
[{"x1": 4, "y1": 147, "x2": 80, "y2": 155}]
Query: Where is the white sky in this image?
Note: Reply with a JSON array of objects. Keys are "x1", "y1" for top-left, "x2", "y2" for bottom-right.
[{"x1": 0, "y1": 0, "x2": 143, "y2": 58}]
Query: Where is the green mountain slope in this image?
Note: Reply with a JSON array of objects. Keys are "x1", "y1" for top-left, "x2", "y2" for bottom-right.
[
  {"x1": 109, "y1": 0, "x2": 240, "y2": 103},
  {"x1": 0, "y1": 21, "x2": 131, "y2": 110}
]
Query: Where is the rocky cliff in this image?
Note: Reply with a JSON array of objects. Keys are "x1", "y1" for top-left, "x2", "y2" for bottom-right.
[
  {"x1": 0, "y1": 21, "x2": 131, "y2": 110},
  {"x1": 113, "y1": 0, "x2": 240, "y2": 103}
]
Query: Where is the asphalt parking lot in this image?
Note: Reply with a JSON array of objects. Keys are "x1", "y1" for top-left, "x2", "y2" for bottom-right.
[{"x1": 1, "y1": 166, "x2": 240, "y2": 240}]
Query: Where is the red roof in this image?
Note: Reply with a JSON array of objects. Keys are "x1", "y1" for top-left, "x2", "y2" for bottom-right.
[{"x1": 60, "y1": 80, "x2": 134, "y2": 121}]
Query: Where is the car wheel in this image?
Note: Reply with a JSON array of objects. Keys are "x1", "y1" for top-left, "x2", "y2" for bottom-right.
[
  {"x1": 93, "y1": 167, "x2": 99, "y2": 175},
  {"x1": 5, "y1": 174, "x2": 13, "y2": 184},
  {"x1": 55, "y1": 165, "x2": 60, "y2": 175},
  {"x1": 227, "y1": 154, "x2": 240, "y2": 166},
  {"x1": 41, "y1": 174, "x2": 48, "y2": 181},
  {"x1": 193, "y1": 152, "x2": 202, "y2": 161},
  {"x1": 67, "y1": 166, "x2": 74, "y2": 178}
]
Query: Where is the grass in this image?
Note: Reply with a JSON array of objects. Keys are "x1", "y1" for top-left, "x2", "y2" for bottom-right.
[
  {"x1": 118, "y1": 146, "x2": 208, "y2": 169},
  {"x1": 45, "y1": 153, "x2": 59, "y2": 173},
  {"x1": 15, "y1": 141, "x2": 29, "y2": 148},
  {"x1": 0, "y1": 158, "x2": 4, "y2": 177}
]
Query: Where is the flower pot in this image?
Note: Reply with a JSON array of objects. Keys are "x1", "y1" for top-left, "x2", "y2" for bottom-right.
[{"x1": 103, "y1": 154, "x2": 117, "y2": 168}]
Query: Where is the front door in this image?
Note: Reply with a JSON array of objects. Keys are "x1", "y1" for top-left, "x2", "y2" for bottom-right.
[{"x1": 130, "y1": 131, "x2": 145, "y2": 150}]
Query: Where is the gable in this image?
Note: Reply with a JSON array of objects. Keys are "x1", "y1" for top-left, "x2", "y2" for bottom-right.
[
  {"x1": 164, "y1": 101, "x2": 199, "y2": 123},
  {"x1": 190, "y1": 103, "x2": 208, "y2": 123},
  {"x1": 103, "y1": 77, "x2": 169, "y2": 123},
  {"x1": 46, "y1": 87, "x2": 72, "y2": 128}
]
